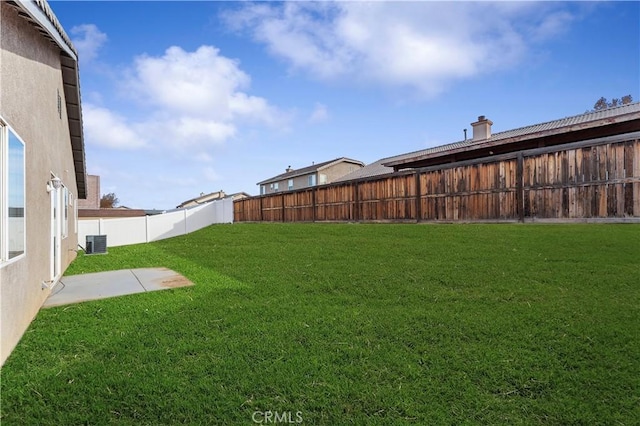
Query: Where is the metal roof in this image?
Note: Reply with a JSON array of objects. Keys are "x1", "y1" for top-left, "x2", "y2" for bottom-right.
[
  {"x1": 335, "y1": 102, "x2": 640, "y2": 182},
  {"x1": 257, "y1": 157, "x2": 365, "y2": 185},
  {"x1": 383, "y1": 102, "x2": 640, "y2": 169},
  {"x1": 8, "y1": 0, "x2": 87, "y2": 198}
]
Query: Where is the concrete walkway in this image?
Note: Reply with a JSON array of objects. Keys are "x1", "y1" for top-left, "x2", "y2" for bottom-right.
[{"x1": 44, "y1": 268, "x2": 194, "y2": 308}]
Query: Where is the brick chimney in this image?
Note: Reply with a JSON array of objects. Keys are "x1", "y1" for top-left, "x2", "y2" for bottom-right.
[{"x1": 471, "y1": 115, "x2": 493, "y2": 141}]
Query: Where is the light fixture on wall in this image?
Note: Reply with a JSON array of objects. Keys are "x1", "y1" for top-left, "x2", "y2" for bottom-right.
[{"x1": 47, "y1": 176, "x2": 62, "y2": 192}]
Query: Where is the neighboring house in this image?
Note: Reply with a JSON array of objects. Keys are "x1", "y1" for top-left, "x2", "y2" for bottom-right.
[
  {"x1": 258, "y1": 157, "x2": 364, "y2": 195},
  {"x1": 227, "y1": 192, "x2": 252, "y2": 201},
  {"x1": 335, "y1": 103, "x2": 640, "y2": 183},
  {"x1": 177, "y1": 190, "x2": 251, "y2": 209},
  {"x1": 78, "y1": 208, "x2": 147, "y2": 219},
  {"x1": 1, "y1": 0, "x2": 87, "y2": 365},
  {"x1": 75, "y1": 174, "x2": 148, "y2": 219},
  {"x1": 236, "y1": 103, "x2": 640, "y2": 223},
  {"x1": 384, "y1": 105, "x2": 640, "y2": 169},
  {"x1": 77, "y1": 174, "x2": 100, "y2": 209},
  {"x1": 177, "y1": 190, "x2": 227, "y2": 208}
]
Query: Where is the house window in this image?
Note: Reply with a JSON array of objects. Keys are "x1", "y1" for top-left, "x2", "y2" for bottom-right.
[
  {"x1": 273, "y1": 182, "x2": 279, "y2": 192},
  {"x1": 1, "y1": 122, "x2": 26, "y2": 262},
  {"x1": 288, "y1": 179, "x2": 293, "y2": 190},
  {"x1": 260, "y1": 185, "x2": 265, "y2": 195},
  {"x1": 62, "y1": 186, "x2": 69, "y2": 239},
  {"x1": 72, "y1": 192, "x2": 78, "y2": 234},
  {"x1": 319, "y1": 174, "x2": 327, "y2": 185},
  {"x1": 308, "y1": 175, "x2": 316, "y2": 186}
]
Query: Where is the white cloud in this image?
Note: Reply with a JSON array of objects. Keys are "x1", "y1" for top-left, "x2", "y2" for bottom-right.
[
  {"x1": 70, "y1": 24, "x2": 107, "y2": 62},
  {"x1": 222, "y1": 2, "x2": 580, "y2": 96},
  {"x1": 82, "y1": 45, "x2": 286, "y2": 152},
  {"x1": 308, "y1": 103, "x2": 329, "y2": 123},
  {"x1": 127, "y1": 46, "x2": 281, "y2": 125},
  {"x1": 140, "y1": 116, "x2": 237, "y2": 148},
  {"x1": 83, "y1": 103, "x2": 146, "y2": 149}
]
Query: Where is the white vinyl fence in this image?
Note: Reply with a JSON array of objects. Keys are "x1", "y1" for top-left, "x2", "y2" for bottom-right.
[{"x1": 78, "y1": 198, "x2": 233, "y2": 248}]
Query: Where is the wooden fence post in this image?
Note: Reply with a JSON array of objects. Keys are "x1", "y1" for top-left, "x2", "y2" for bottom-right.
[
  {"x1": 259, "y1": 196, "x2": 264, "y2": 222},
  {"x1": 282, "y1": 193, "x2": 286, "y2": 222},
  {"x1": 312, "y1": 188, "x2": 316, "y2": 222},
  {"x1": 516, "y1": 152, "x2": 524, "y2": 222},
  {"x1": 415, "y1": 171, "x2": 421, "y2": 222},
  {"x1": 354, "y1": 181, "x2": 359, "y2": 222}
]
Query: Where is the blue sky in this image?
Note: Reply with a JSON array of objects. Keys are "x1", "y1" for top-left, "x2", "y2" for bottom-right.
[{"x1": 50, "y1": 1, "x2": 639, "y2": 210}]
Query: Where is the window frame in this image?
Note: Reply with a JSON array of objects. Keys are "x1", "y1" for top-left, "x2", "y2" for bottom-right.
[
  {"x1": 0, "y1": 119, "x2": 27, "y2": 265},
  {"x1": 62, "y1": 186, "x2": 69, "y2": 239}
]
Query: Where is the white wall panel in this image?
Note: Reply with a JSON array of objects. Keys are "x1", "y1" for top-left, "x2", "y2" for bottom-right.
[{"x1": 76, "y1": 199, "x2": 234, "y2": 249}]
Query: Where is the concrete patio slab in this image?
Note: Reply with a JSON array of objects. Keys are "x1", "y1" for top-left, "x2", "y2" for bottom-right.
[{"x1": 43, "y1": 267, "x2": 194, "y2": 308}]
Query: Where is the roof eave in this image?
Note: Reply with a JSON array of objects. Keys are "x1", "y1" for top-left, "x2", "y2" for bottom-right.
[
  {"x1": 257, "y1": 158, "x2": 365, "y2": 185},
  {"x1": 15, "y1": 1, "x2": 87, "y2": 198},
  {"x1": 61, "y1": 54, "x2": 87, "y2": 198},
  {"x1": 383, "y1": 112, "x2": 640, "y2": 169},
  {"x1": 316, "y1": 158, "x2": 365, "y2": 171}
]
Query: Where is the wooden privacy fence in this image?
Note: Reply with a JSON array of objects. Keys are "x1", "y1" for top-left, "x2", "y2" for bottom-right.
[{"x1": 235, "y1": 134, "x2": 640, "y2": 223}]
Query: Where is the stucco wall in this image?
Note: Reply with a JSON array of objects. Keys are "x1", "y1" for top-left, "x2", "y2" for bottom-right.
[
  {"x1": 77, "y1": 175, "x2": 100, "y2": 209},
  {"x1": 320, "y1": 162, "x2": 364, "y2": 183},
  {"x1": 262, "y1": 173, "x2": 315, "y2": 195},
  {"x1": 260, "y1": 161, "x2": 364, "y2": 195},
  {"x1": 1, "y1": 3, "x2": 80, "y2": 365}
]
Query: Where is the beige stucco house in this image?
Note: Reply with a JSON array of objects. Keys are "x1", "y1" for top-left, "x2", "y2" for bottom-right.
[
  {"x1": 77, "y1": 174, "x2": 100, "y2": 209},
  {"x1": 177, "y1": 190, "x2": 251, "y2": 209},
  {"x1": 1, "y1": 0, "x2": 87, "y2": 365},
  {"x1": 258, "y1": 157, "x2": 364, "y2": 195}
]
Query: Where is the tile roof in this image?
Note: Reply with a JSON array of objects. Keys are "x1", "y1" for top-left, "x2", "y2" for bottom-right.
[
  {"x1": 336, "y1": 102, "x2": 640, "y2": 182},
  {"x1": 257, "y1": 157, "x2": 364, "y2": 185}
]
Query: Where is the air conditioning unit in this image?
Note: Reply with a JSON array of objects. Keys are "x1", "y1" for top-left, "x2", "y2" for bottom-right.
[{"x1": 86, "y1": 235, "x2": 107, "y2": 255}]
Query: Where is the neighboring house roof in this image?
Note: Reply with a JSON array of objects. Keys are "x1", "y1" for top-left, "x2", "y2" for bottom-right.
[
  {"x1": 336, "y1": 102, "x2": 640, "y2": 182},
  {"x1": 78, "y1": 209, "x2": 146, "y2": 218},
  {"x1": 176, "y1": 190, "x2": 249, "y2": 208},
  {"x1": 227, "y1": 192, "x2": 251, "y2": 200},
  {"x1": 333, "y1": 153, "x2": 418, "y2": 183},
  {"x1": 384, "y1": 102, "x2": 640, "y2": 169},
  {"x1": 9, "y1": 0, "x2": 87, "y2": 197},
  {"x1": 257, "y1": 157, "x2": 365, "y2": 185},
  {"x1": 176, "y1": 190, "x2": 227, "y2": 208}
]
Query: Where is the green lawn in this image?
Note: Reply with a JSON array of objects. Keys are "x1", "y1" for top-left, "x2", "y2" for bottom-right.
[{"x1": 2, "y1": 223, "x2": 639, "y2": 425}]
